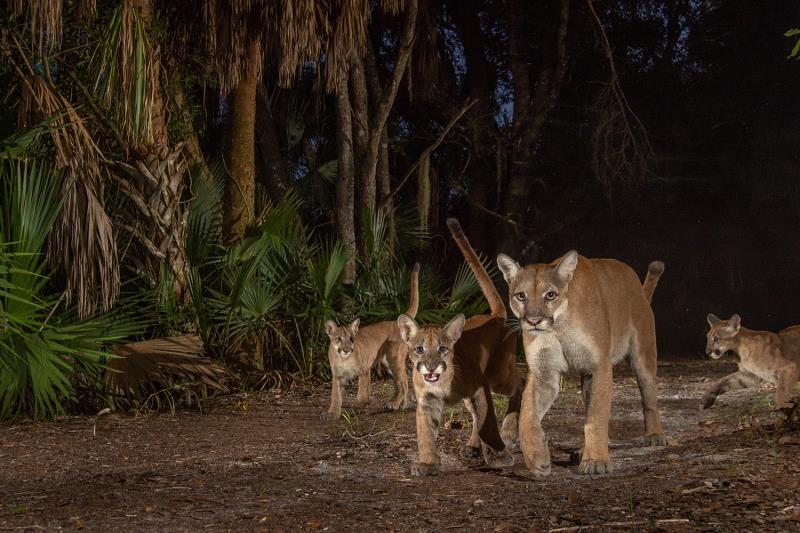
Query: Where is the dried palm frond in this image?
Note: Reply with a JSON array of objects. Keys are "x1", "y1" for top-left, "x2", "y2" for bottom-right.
[
  {"x1": 11, "y1": 0, "x2": 63, "y2": 56},
  {"x1": 324, "y1": 0, "x2": 370, "y2": 91},
  {"x1": 380, "y1": 0, "x2": 408, "y2": 15},
  {"x1": 277, "y1": 0, "x2": 328, "y2": 87},
  {"x1": 204, "y1": 0, "x2": 268, "y2": 93},
  {"x1": 105, "y1": 334, "x2": 227, "y2": 409},
  {"x1": 92, "y1": 0, "x2": 158, "y2": 146},
  {"x1": 16, "y1": 69, "x2": 120, "y2": 319},
  {"x1": 409, "y1": 0, "x2": 439, "y2": 101},
  {"x1": 76, "y1": 0, "x2": 97, "y2": 23},
  {"x1": 255, "y1": 370, "x2": 308, "y2": 391}
]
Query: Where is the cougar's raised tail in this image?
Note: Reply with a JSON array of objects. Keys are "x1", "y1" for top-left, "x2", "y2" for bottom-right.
[
  {"x1": 446, "y1": 218, "x2": 506, "y2": 319},
  {"x1": 405, "y1": 263, "x2": 421, "y2": 318},
  {"x1": 642, "y1": 260, "x2": 665, "y2": 304}
]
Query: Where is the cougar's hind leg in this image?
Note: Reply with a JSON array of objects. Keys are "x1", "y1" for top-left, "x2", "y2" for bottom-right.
[
  {"x1": 629, "y1": 333, "x2": 667, "y2": 446},
  {"x1": 385, "y1": 344, "x2": 409, "y2": 411}
]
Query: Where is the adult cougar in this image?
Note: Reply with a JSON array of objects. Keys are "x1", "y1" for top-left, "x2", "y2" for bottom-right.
[
  {"x1": 703, "y1": 314, "x2": 800, "y2": 409},
  {"x1": 322, "y1": 264, "x2": 419, "y2": 419},
  {"x1": 497, "y1": 252, "x2": 666, "y2": 476},
  {"x1": 395, "y1": 219, "x2": 522, "y2": 476}
]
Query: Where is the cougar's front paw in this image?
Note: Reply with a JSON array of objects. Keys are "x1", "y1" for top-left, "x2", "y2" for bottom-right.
[
  {"x1": 321, "y1": 410, "x2": 340, "y2": 421},
  {"x1": 485, "y1": 448, "x2": 514, "y2": 469},
  {"x1": 384, "y1": 401, "x2": 402, "y2": 412},
  {"x1": 500, "y1": 412, "x2": 520, "y2": 451},
  {"x1": 409, "y1": 461, "x2": 439, "y2": 477},
  {"x1": 578, "y1": 458, "x2": 613, "y2": 475},
  {"x1": 460, "y1": 446, "x2": 481, "y2": 460},
  {"x1": 527, "y1": 460, "x2": 551, "y2": 478}
]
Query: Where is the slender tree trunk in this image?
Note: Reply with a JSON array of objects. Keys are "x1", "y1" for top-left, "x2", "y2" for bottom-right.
[
  {"x1": 349, "y1": 52, "x2": 372, "y2": 260},
  {"x1": 498, "y1": 0, "x2": 570, "y2": 255},
  {"x1": 255, "y1": 85, "x2": 290, "y2": 203},
  {"x1": 358, "y1": 0, "x2": 418, "y2": 212},
  {"x1": 451, "y1": 0, "x2": 498, "y2": 252},
  {"x1": 224, "y1": 39, "x2": 260, "y2": 245},
  {"x1": 335, "y1": 75, "x2": 357, "y2": 284},
  {"x1": 365, "y1": 41, "x2": 393, "y2": 241},
  {"x1": 377, "y1": 126, "x2": 391, "y2": 202}
]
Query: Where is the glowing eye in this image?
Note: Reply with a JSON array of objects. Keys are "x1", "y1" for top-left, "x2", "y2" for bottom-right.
[
  {"x1": 515, "y1": 292, "x2": 527, "y2": 301},
  {"x1": 415, "y1": 346, "x2": 424, "y2": 355},
  {"x1": 335, "y1": 337, "x2": 342, "y2": 343},
  {"x1": 349, "y1": 336, "x2": 354, "y2": 342},
  {"x1": 438, "y1": 346, "x2": 447, "y2": 354},
  {"x1": 545, "y1": 291, "x2": 558, "y2": 301}
]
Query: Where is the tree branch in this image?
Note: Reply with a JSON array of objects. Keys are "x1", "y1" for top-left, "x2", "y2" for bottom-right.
[
  {"x1": 380, "y1": 98, "x2": 477, "y2": 210},
  {"x1": 360, "y1": 0, "x2": 418, "y2": 191}
]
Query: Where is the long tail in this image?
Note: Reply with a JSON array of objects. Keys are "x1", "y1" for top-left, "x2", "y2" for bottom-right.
[
  {"x1": 642, "y1": 260, "x2": 665, "y2": 304},
  {"x1": 446, "y1": 218, "x2": 506, "y2": 318},
  {"x1": 405, "y1": 263, "x2": 420, "y2": 318}
]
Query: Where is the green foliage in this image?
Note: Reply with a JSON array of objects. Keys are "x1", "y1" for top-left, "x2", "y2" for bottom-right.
[
  {"x1": 786, "y1": 29, "x2": 800, "y2": 59},
  {"x1": 181, "y1": 179, "x2": 488, "y2": 378},
  {"x1": 0, "y1": 159, "x2": 143, "y2": 420}
]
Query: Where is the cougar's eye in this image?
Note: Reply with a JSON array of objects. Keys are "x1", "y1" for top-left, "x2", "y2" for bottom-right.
[
  {"x1": 349, "y1": 336, "x2": 354, "y2": 342},
  {"x1": 437, "y1": 346, "x2": 448, "y2": 354},
  {"x1": 415, "y1": 346, "x2": 424, "y2": 355},
  {"x1": 712, "y1": 335, "x2": 719, "y2": 343},
  {"x1": 514, "y1": 292, "x2": 527, "y2": 302},
  {"x1": 545, "y1": 290, "x2": 558, "y2": 301},
  {"x1": 335, "y1": 336, "x2": 342, "y2": 343}
]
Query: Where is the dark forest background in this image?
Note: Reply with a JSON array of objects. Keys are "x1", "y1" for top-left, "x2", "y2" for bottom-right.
[{"x1": 1, "y1": 0, "x2": 799, "y2": 418}]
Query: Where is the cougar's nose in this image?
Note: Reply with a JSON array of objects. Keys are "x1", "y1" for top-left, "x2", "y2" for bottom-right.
[
  {"x1": 525, "y1": 316, "x2": 544, "y2": 326},
  {"x1": 340, "y1": 348, "x2": 352, "y2": 355}
]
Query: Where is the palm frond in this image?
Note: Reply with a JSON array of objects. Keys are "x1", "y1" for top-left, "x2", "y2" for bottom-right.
[
  {"x1": 187, "y1": 162, "x2": 224, "y2": 266},
  {"x1": 11, "y1": 0, "x2": 64, "y2": 56},
  {"x1": 15, "y1": 65, "x2": 119, "y2": 319},
  {"x1": 105, "y1": 334, "x2": 227, "y2": 409},
  {"x1": 92, "y1": 0, "x2": 157, "y2": 145}
]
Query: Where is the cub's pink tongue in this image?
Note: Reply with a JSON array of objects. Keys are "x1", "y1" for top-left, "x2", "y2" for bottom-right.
[{"x1": 425, "y1": 373, "x2": 439, "y2": 382}]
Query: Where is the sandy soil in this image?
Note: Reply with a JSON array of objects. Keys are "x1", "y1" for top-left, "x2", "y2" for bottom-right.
[{"x1": 2, "y1": 357, "x2": 800, "y2": 532}]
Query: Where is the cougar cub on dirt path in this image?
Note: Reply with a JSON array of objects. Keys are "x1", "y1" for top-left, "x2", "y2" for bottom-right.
[
  {"x1": 703, "y1": 314, "x2": 800, "y2": 409},
  {"x1": 396, "y1": 219, "x2": 523, "y2": 477},
  {"x1": 497, "y1": 251, "x2": 666, "y2": 476},
  {"x1": 322, "y1": 264, "x2": 420, "y2": 419}
]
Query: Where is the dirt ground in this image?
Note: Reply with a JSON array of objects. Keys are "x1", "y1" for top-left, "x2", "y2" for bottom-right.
[{"x1": 2, "y1": 357, "x2": 800, "y2": 532}]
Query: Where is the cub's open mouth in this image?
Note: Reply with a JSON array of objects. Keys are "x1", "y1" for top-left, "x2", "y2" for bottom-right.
[{"x1": 423, "y1": 373, "x2": 440, "y2": 383}]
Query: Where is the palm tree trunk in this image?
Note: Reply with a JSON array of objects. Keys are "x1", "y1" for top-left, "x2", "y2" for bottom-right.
[
  {"x1": 223, "y1": 39, "x2": 260, "y2": 245},
  {"x1": 335, "y1": 74, "x2": 357, "y2": 284}
]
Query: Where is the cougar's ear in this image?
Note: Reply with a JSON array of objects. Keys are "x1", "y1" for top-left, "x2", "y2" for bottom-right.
[
  {"x1": 706, "y1": 313, "x2": 721, "y2": 327},
  {"x1": 728, "y1": 314, "x2": 741, "y2": 334},
  {"x1": 324, "y1": 320, "x2": 337, "y2": 337},
  {"x1": 397, "y1": 314, "x2": 419, "y2": 344},
  {"x1": 349, "y1": 317, "x2": 360, "y2": 335},
  {"x1": 497, "y1": 254, "x2": 521, "y2": 284},
  {"x1": 556, "y1": 250, "x2": 579, "y2": 283},
  {"x1": 443, "y1": 313, "x2": 466, "y2": 344}
]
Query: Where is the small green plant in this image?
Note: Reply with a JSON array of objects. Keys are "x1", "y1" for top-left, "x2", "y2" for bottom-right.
[{"x1": 0, "y1": 160, "x2": 143, "y2": 420}]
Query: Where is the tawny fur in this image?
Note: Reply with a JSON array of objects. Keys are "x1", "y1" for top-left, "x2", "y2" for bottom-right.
[
  {"x1": 322, "y1": 264, "x2": 419, "y2": 418},
  {"x1": 395, "y1": 218, "x2": 522, "y2": 476},
  {"x1": 703, "y1": 314, "x2": 800, "y2": 409},
  {"x1": 497, "y1": 251, "x2": 666, "y2": 476}
]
